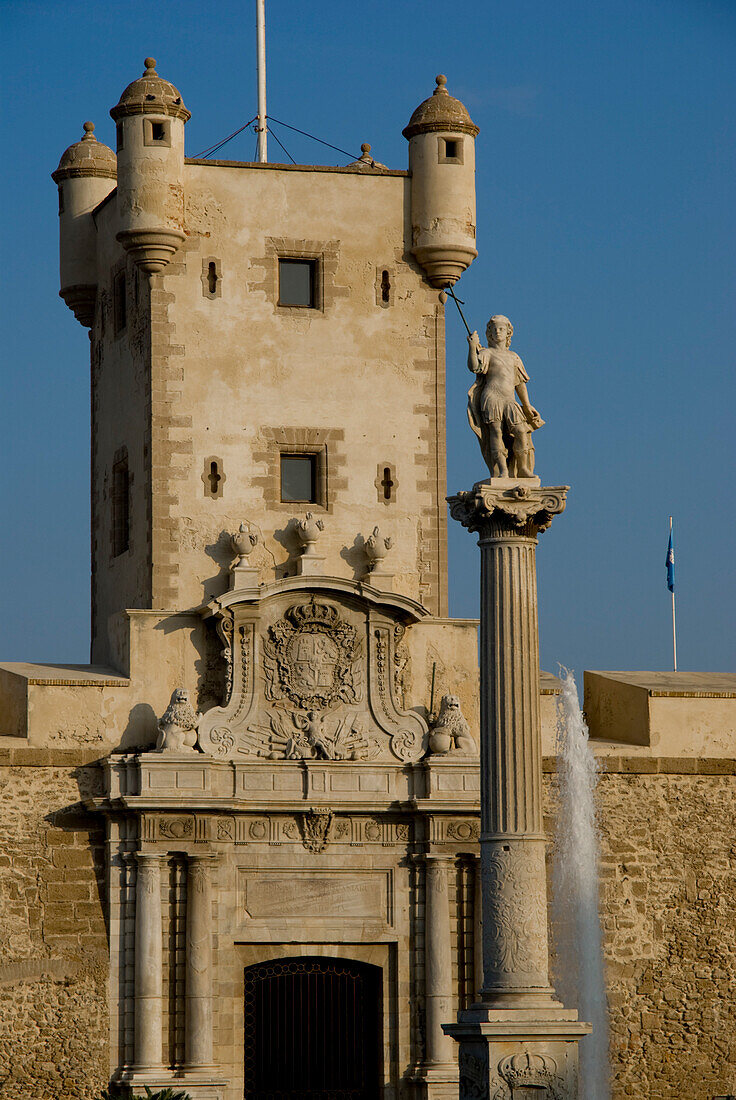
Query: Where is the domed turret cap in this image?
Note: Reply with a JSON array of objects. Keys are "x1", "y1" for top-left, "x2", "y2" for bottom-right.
[
  {"x1": 110, "y1": 57, "x2": 191, "y2": 122},
  {"x1": 403, "y1": 75, "x2": 479, "y2": 140},
  {"x1": 52, "y1": 122, "x2": 117, "y2": 182}
]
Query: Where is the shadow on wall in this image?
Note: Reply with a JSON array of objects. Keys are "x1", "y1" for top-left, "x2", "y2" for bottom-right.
[
  {"x1": 119, "y1": 701, "x2": 158, "y2": 752},
  {"x1": 47, "y1": 766, "x2": 109, "y2": 941},
  {"x1": 339, "y1": 533, "x2": 367, "y2": 580}
]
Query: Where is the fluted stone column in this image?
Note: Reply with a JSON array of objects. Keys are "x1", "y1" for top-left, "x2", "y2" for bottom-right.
[
  {"x1": 473, "y1": 857, "x2": 483, "y2": 1003},
  {"x1": 444, "y1": 481, "x2": 590, "y2": 1100},
  {"x1": 134, "y1": 852, "x2": 164, "y2": 1072},
  {"x1": 184, "y1": 855, "x2": 215, "y2": 1074},
  {"x1": 477, "y1": 518, "x2": 550, "y2": 1001},
  {"x1": 425, "y1": 856, "x2": 455, "y2": 1067}
]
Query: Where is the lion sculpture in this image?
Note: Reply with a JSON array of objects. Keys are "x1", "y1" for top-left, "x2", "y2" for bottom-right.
[
  {"x1": 428, "y1": 694, "x2": 476, "y2": 755},
  {"x1": 156, "y1": 688, "x2": 201, "y2": 752}
]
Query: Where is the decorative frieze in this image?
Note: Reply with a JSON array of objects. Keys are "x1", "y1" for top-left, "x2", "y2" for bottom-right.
[{"x1": 158, "y1": 816, "x2": 194, "y2": 840}]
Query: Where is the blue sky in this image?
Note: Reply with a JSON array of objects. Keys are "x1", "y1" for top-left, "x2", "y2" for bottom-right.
[{"x1": 1, "y1": 0, "x2": 734, "y2": 676}]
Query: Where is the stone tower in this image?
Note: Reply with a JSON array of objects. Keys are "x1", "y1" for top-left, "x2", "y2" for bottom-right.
[{"x1": 54, "y1": 62, "x2": 480, "y2": 671}]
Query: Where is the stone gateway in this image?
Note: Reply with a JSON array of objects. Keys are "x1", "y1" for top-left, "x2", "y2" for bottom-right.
[{"x1": 0, "y1": 56, "x2": 735, "y2": 1100}]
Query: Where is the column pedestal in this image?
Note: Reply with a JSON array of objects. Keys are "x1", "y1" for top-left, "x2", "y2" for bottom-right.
[{"x1": 445, "y1": 481, "x2": 590, "y2": 1099}]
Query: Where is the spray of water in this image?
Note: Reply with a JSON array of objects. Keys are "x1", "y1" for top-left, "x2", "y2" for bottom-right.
[{"x1": 551, "y1": 668, "x2": 611, "y2": 1100}]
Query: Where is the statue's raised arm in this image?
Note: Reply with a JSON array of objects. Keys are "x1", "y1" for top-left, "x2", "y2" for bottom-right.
[{"x1": 466, "y1": 315, "x2": 545, "y2": 480}]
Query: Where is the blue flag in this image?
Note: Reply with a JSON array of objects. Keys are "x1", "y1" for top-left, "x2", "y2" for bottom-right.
[{"x1": 666, "y1": 530, "x2": 675, "y2": 593}]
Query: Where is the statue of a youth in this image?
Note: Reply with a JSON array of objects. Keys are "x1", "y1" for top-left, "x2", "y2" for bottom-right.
[{"x1": 467, "y1": 315, "x2": 543, "y2": 478}]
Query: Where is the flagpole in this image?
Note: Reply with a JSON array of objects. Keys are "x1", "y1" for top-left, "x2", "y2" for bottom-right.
[
  {"x1": 669, "y1": 516, "x2": 677, "y2": 672},
  {"x1": 256, "y1": 0, "x2": 267, "y2": 163}
]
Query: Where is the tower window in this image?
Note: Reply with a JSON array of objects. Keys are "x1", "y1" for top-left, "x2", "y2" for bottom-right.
[
  {"x1": 438, "y1": 136, "x2": 464, "y2": 164},
  {"x1": 111, "y1": 453, "x2": 130, "y2": 557},
  {"x1": 116, "y1": 122, "x2": 124, "y2": 152},
  {"x1": 381, "y1": 270, "x2": 391, "y2": 304},
  {"x1": 375, "y1": 462, "x2": 398, "y2": 505},
  {"x1": 143, "y1": 118, "x2": 171, "y2": 147},
  {"x1": 113, "y1": 272, "x2": 127, "y2": 333},
  {"x1": 278, "y1": 259, "x2": 316, "y2": 308},
  {"x1": 202, "y1": 455, "x2": 226, "y2": 498},
  {"x1": 201, "y1": 257, "x2": 223, "y2": 299},
  {"x1": 280, "y1": 454, "x2": 317, "y2": 503}
]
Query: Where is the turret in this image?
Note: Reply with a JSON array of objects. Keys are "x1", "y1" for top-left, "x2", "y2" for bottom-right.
[
  {"x1": 110, "y1": 57, "x2": 190, "y2": 274},
  {"x1": 403, "y1": 74, "x2": 479, "y2": 287},
  {"x1": 52, "y1": 122, "x2": 117, "y2": 327}
]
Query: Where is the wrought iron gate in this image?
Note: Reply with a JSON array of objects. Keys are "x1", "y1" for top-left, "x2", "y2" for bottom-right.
[{"x1": 243, "y1": 956, "x2": 382, "y2": 1099}]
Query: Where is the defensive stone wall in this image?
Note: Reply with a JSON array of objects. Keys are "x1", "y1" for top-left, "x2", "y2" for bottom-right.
[
  {"x1": 1, "y1": 747, "x2": 735, "y2": 1099},
  {"x1": 0, "y1": 750, "x2": 108, "y2": 1100}
]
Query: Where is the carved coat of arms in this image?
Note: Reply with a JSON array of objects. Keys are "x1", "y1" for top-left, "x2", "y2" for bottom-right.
[{"x1": 263, "y1": 599, "x2": 362, "y2": 710}]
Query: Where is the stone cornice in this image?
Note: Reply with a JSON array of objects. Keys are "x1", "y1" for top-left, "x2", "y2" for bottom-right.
[
  {"x1": 203, "y1": 574, "x2": 430, "y2": 622},
  {"x1": 447, "y1": 481, "x2": 569, "y2": 535}
]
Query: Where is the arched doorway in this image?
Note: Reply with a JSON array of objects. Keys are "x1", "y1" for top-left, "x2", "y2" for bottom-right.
[{"x1": 243, "y1": 955, "x2": 382, "y2": 1098}]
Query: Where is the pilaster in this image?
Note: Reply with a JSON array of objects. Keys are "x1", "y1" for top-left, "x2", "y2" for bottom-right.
[
  {"x1": 133, "y1": 852, "x2": 165, "y2": 1074},
  {"x1": 184, "y1": 855, "x2": 217, "y2": 1075}
]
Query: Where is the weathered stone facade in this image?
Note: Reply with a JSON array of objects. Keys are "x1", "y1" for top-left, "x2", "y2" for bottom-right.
[{"x1": 2, "y1": 751, "x2": 735, "y2": 1098}]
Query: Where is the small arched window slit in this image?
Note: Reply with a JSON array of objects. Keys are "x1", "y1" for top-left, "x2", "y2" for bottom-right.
[
  {"x1": 202, "y1": 258, "x2": 222, "y2": 299},
  {"x1": 381, "y1": 270, "x2": 391, "y2": 304},
  {"x1": 208, "y1": 461, "x2": 221, "y2": 495},
  {"x1": 202, "y1": 455, "x2": 226, "y2": 498},
  {"x1": 376, "y1": 462, "x2": 397, "y2": 504}
]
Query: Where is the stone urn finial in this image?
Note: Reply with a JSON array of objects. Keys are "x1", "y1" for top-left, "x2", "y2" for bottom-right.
[
  {"x1": 295, "y1": 512, "x2": 325, "y2": 555},
  {"x1": 364, "y1": 526, "x2": 393, "y2": 569},
  {"x1": 231, "y1": 522, "x2": 258, "y2": 564},
  {"x1": 156, "y1": 688, "x2": 201, "y2": 752}
]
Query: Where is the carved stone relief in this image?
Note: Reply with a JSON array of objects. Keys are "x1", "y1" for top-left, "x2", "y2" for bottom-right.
[
  {"x1": 459, "y1": 1047, "x2": 487, "y2": 1100},
  {"x1": 158, "y1": 816, "x2": 194, "y2": 840},
  {"x1": 198, "y1": 594, "x2": 428, "y2": 762},
  {"x1": 447, "y1": 820, "x2": 480, "y2": 842},
  {"x1": 240, "y1": 709, "x2": 380, "y2": 761},
  {"x1": 393, "y1": 624, "x2": 411, "y2": 709},
  {"x1": 371, "y1": 625, "x2": 425, "y2": 761},
  {"x1": 301, "y1": 808, "x2": 333, "y2": 853},
  {"x1": 489, "y1": 1050, "x2": 566, "y2": 1100},
  {"x1": 263, "y1": 598, "x2": 362, "y2": 710},
  {"x1": 481, "y1": 845, "x2": 549, "y2": 981}
]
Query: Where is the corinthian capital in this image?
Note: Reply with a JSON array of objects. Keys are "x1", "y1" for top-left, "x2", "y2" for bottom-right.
[{"x1": 447, "y1": 481, "x2": 569, "y2": 536}]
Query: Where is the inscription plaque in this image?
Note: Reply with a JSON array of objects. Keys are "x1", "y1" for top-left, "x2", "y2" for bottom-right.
[{"x1": 240, "y1": 871, "x2": 388, "y2": 922}]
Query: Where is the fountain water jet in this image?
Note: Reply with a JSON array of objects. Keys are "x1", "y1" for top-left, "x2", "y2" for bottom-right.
[{"x1": 552, "y1": 668, "x2": 611, "y2": 1100}]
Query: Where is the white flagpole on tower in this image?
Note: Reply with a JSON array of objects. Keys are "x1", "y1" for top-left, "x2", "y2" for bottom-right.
[
  {"x1": 669, "y1": 516, "x2": 677, "y2": 672},
  {"x1": 256, "y1": 0, "x2": 268, "y2": 162}
]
